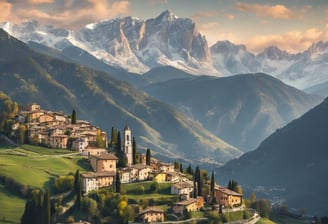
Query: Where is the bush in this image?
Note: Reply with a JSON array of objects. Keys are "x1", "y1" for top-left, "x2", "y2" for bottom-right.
[
  {"x1": 137, "y1": 185, "x2": 145, "y2": 194},
  {"x1": 54, "y1": 175, "x2": 74, "y2": 193},
  {"x1": 66, "y1": 216, "x2": 74, "y2": 223},
  {"x1": 150, "y1": 181, "x2": 159, "y2": 193},
  {"x1": 1, "y1": 175, "x2": 33, "y2": 198}
]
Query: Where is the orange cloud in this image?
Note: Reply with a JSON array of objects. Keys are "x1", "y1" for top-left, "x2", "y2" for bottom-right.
[
  {"x1": 27, "y1": 0, "x2": 54, "y2": 4},
  {"x1": 6, "y1": 0, "x2": 131, "y2": 29},
  {"x1": 235, "y1": 2, "x2": 309, "y2": 20},
  {"x1": 244, "y1": 26, "x2": 328, "y2": 53},
  {"x1": 225, "y1": 14, "x2": 235, "y2": 20},
  {"x1": 0, "y1": 1, "x2": 12, "y2": 21},
  {"x1": 192, "y1": 11, "x2": 218, "y2": 21}
]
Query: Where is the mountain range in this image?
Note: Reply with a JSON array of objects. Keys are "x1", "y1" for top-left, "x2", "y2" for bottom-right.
[
  {"x1": 216, "y1": 96, "x2": 328, "y2": 215},
  {"x1": 142, "y1": 74, "x2": 321, "y2": 151},
  {"x1": 1, "y1": 10, "x2": 328, "y2": 94},
  {"x1": 0, "y1": 28, "x2": 241, "y2": 165}
]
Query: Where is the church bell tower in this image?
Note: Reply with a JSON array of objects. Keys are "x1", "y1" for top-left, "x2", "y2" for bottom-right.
[{"x1": 123, "y1": 125, "x2": 132, "y2": 166}]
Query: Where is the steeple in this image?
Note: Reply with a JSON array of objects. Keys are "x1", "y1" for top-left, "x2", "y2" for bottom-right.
[{"x1": 123, "y1": 124, "x2": 132, "y2": 166}]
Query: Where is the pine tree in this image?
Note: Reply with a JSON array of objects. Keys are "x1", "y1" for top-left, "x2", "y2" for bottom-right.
[
  {"x1": 71, "y1": 109, "x2": 77, "y2": 124},
  {"x1": 146, "y1": 148, "x2": 151, "y2": 166},
  {"x1": 179, "y1": 163, "x2": 183, "y2": 173}
]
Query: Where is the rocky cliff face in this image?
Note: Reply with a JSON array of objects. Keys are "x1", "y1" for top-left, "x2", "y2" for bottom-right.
[{"x1": 2, "y1": 11, "x2": 328, "y2": 91}]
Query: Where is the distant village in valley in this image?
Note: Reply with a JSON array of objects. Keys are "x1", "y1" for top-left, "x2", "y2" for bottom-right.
[{"x1": 12, "y1": 103, "x2": 258, "y2": 223}]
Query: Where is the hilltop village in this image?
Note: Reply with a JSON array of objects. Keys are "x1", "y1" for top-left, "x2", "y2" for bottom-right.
[{"x1": 14, "y1": 103, "x2": 249, "y2": 223}]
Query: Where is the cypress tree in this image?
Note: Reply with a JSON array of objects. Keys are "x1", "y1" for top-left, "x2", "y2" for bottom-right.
[
  {"x1": 132, "y1": 136, "x2": 137, "y2": 165},
  {"x1": 193, "y1": 175, "x2": 197, "y2": 198},
  {"x1": 117, "y1": 131, "x2": 122, "y2": 153},
  {"x1": 74, "y1": 169, "x2": 81, "y2": 210},
  {"x1": 71, "y1": 109, "x2": 77, "y2": 124},
  {"x1": 210, "y1": 171, "x2": 215, "y2": 204},
  {"x1": 196, "y1": 166, "x2": 202, "y2": 196},
  {"x1": 115, "y1": 172, "x2": 121, "y2": 193},
  {"x1": 110, "y1": 126, "x2": 117, "y2": 148},
  {"x1": 146, "y1": 148, "x2": 151, "y2": 166},
  {"x1": 42, "y1": 190, "x2": 51, "y2": 224}
]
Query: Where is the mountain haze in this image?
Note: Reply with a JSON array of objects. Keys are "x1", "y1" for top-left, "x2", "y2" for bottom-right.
[
  {"x1": 143, "y1": 74, "x2": 321, "y2": 151},
  {"x1": 216, "y1": 97, "x2": 328, "y2": 215},
  {"x1": 0, "y1": 29, "x2": 241, "y2": 164}
]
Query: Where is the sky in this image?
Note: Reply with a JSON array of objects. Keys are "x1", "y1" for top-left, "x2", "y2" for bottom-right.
[{"x1": 1, "y1": 0, "x2": 328, "y2": 53}]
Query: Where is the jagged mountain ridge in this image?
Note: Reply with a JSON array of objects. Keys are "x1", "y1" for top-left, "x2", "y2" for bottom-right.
[
  {"x1": 0, "y1": 28, "x2": 242, "y2": 164},
  {"x1": 0, "y1": 10, "x2": 218, "y2": 76},
  {"x1": 1, "y1": 11, "x2": 328, "y2": 92},
  {"x1": 215, "y1": 96, "x2": 328, "y2": 215},
  {"x1": 142, "y1": 74, "x2": 322, "y2": 151}
]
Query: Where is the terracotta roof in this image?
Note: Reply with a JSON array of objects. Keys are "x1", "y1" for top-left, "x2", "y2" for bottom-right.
[
  {"x1": 92, "y1": 153, "x2": 118, "y2": 160},
  {"x1": 215, "y1": 186, "x2": 242, "y2": 196},
  {"x1": 174, "y1": 198, "x2": 197, "y2": 206},
  {"x1": 81, "y1": 171, "x2": 116, "y2": 178},
  {"x1": 138, "y1": 207, "x2": 164, "y2": 215},
  {"x1": 172, "y1": 181, "x2": 193, "y2": 189}
]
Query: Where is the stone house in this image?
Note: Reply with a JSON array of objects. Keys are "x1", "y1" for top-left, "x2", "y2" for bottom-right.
[
  {"x1": 130, "y1": 164, "x2": 152, "y2": 182},
  {"x1": 90, "y1": 153, "x2": 118, "y2": 173},
  {"x1": 171, "y1": 181, "x2": 194, "y2": 198},
  {"x1": 213, "y1": 186, "x2": 243, "y2": 208},
  {"x1": 81, "y1": 171, "x2": 116, "y2": 193},
  {"x1": 172, "y1": 197, "x2": 204, "y2": 215},
  {"x1": 137, "y1": 207, "x2": 165, "y2": 223},
  {"x1": 159, "y1": 162, "x2": 174, "y2": 172},
  {"x1": 118, "y1": 167, "x2": 132, "y2": 183},
  {"x1": 48, "y1": 134, "x2": 68, "y2": 149}
]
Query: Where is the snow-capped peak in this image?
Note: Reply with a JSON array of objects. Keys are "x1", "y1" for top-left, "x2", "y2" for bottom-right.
[{"x1": 1, "y1": 11, "x2": 328, "y2": 91}]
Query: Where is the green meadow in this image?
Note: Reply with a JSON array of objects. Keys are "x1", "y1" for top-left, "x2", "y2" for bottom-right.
[{"x1": 0, "y1": 144, "x2": 92, "y2": 223}]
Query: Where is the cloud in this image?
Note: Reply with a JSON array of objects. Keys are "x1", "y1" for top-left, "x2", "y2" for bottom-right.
[
  {"x1": 197, "y1": 22, "x2": 242, "y2": 46},
  {"x1": 235, "y1": 2, "x2": 309, "y2": 20},
  {"x1": 244, "y1": 26, "x2": 328, "y2": 53},
  {"x1": 225, "y1": 14, "x2": 235, "y2": 20},
  {"x1": 192, "y1": 11, "x2": 218, "y2": 21},
  {"x1": 27, "y1": 0, "x2": 54, "y2": 4},
  {"x1": 0, "y1": 1, "x2": 12, "y2": 21},
  {"x1": 2, "y1": 0, "x2": 131, "y2": 29},
  {"x1": 148, "y1": 0, "x2": 168, "y2": 4}
]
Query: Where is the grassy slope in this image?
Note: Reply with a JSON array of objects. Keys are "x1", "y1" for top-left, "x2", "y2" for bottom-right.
[
  {"x1": 0, "y1": 185, "x2": 25, "y2": 224},
  {"x1": 0, "y1": 145, "x2": 92, "y2": 223}
]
